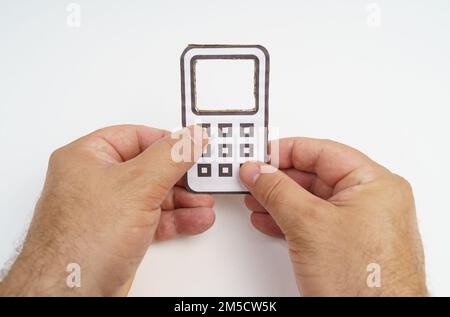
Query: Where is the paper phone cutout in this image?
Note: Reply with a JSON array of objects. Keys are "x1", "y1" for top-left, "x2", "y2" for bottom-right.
[{"x1": 181, "y1": 44, "x2": 269, "y2": 193}]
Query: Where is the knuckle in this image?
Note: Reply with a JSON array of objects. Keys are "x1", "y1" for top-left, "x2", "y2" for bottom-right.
[
  {"x1": 49, "y1": 147, "x2": 65, "y2": 164},
  {"x1": 394, "y1": 174, "x2": 413, "y2": 193},
  {"x1": 288, "y1": 234, "x2": 316, "y2": 257},
  {"x1": 321, "y1": 138, "x2": 335, "y2": 144},
  {"x1": 319, "y1": 138, "x2": 343, "y2": 149},
  {"x1": 260, "y1": 176, "x2": 285, "y2": 207},
  {"x1": 388, "y1": 174, "x2": 415, "y2": 208},
  {"x1": 145, "y1": 180, "x2": 172, "y2": 208}
]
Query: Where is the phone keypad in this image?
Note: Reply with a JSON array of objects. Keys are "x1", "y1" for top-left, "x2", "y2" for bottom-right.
[
  {"x1": 219, "y1": 144, "x2": 232, "y2": 157},
  {"x1": 201, "y1": 123, "x2": 211, "y2": 136},
  {"x1": 196, "y1": 123, "x2": 257, "y2": 178},
  {"x1": 218, "y1": 163, "x2": 233, "y2": 177},
  {"x1": 202, "y1": 144, "x2": 211, "y2": 158},
  {"x1": 240, "y1": 143, "x2": 253, "y2": 157},
  {"x1": 240, "y1": 123, "x2": 254, "y2": 137},
  {"x1": 197, "y1": 163, "x2": 212, "y2": 177},
  {"x1": 218, "y1": 123, "x2": 232, "y2": 137}
]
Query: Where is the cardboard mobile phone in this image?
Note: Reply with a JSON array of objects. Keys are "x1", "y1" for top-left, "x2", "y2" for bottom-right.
[{"x1": 181, "y1": 44, "x2": 270, "y2": 193}]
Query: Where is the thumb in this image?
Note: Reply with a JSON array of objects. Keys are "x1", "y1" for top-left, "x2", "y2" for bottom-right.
[
  {"x1": 239, "y1": 161, "x2": 329, "y2": 231},
  {"x1": 125, "y1": 125, "x2": 208, "y2": 204}
]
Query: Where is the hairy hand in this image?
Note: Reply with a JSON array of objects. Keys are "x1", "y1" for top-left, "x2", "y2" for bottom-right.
[
  {"x1": 240, "y1": 138, "x2": 426, "y2": 296},
  {"x1": 0, "y1": 125, "x2": 214, "y2": 296}
]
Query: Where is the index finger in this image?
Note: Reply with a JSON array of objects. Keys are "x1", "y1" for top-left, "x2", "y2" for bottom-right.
[{"x1": 270, "y1": 137, "x2": 385, "y2": 189}]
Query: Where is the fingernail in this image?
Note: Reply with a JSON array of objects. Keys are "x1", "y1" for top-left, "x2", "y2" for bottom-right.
[{"x1": 240, "y1": 162, "x2": 261, "y2": 187}]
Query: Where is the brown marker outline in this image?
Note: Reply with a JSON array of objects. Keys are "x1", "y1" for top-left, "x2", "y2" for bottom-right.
[{"x1": 190, "y1": 55, "x2": 259, "y2": 115}]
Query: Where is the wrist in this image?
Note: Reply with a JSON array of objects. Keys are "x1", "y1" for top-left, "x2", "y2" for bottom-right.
[
  {"x1": 0, "y1": 232, "x2": 108, "y2": 296},
  {"x1": 0, "y1": 246, "x2": 92, "y2": 296}
]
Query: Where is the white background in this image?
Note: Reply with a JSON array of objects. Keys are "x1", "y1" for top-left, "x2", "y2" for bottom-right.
[{"x1": 1, "y1": 0, "x2": 449, "y2": 296}]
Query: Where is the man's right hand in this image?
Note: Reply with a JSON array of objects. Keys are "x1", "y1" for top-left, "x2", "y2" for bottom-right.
[{"x1": 240, "y1": 137, "x2": 427, "y2": 296}]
